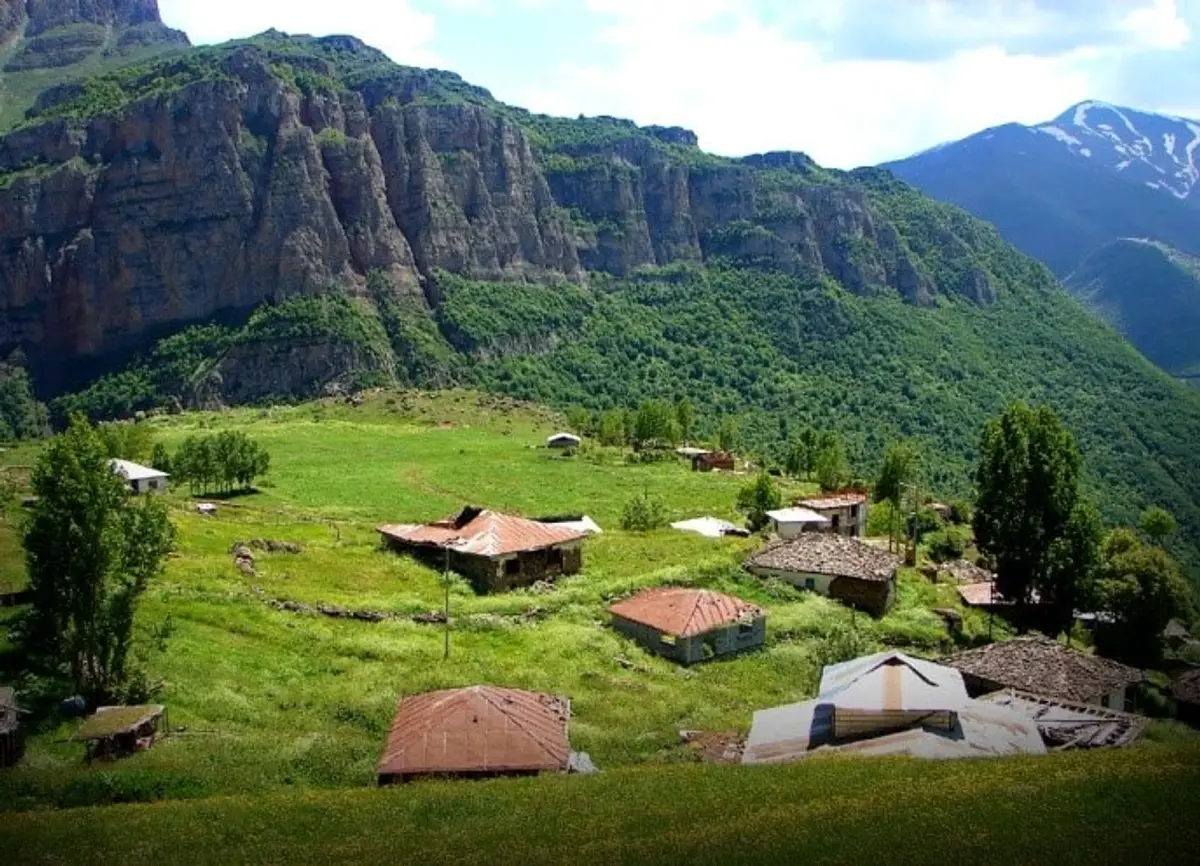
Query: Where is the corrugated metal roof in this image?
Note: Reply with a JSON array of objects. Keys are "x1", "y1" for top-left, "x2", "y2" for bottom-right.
[
  {"x1": 608, "y1": 588, "x2": 763, "y2": 638},
  {"x1": 819, "y1": 650, "x2": 969, "y2": 711},
  {"x1": 766, "y1": 507, "x2": 830, "y2": 524},
  {"x1": 377, "y1": 510, "x2": 587, "y2": 558},
  {"x1": 109, "y1": 459, "x2": 168, "y2": 482},
  {"x1": 978, "y1": 689, "x2": 1144, "y2": 748},
  {"x1": 377, "y1": 687, "x2": 571, "y2": 777},
  {"x1": 941, "y1": 637, "x2": 1145, "y2": 703}
]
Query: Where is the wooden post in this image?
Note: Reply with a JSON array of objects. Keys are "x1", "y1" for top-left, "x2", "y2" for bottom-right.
[{"x1": 443, "y1": 546, "x2": 451, "y2": 661}]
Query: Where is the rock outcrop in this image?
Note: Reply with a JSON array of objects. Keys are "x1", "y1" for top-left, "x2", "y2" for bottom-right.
[{"x1": 0, "y1": 34, "x2": 972, "y2": 392}]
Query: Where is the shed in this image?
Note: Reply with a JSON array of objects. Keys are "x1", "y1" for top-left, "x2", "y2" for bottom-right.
[
  {"x1": 940, "y1": 637, "x2": 1145, "y2": 711},
  {"x1": 1170, "y1": 668, "x2": 1200, "y2": 727},
  {"x1": 977, "y1": 689, "x2": 1145, "y2": 749},
  {"x1": 546, "y1": 433, "x2": 581, "y2": 450},
  {"x1": 764, "y1": 507, "x2": 829, "y2": 540},
  {"x1": 743, "y1": 533, "x2": 901, "y2": 615},
  {"x1": 675, "y1": 447, "x2": 710, "y2": 459},
  {"x1": 378, "y1": 506, "x2": 588, "y2": 593},
  {"x1": 109, "y1": 459, "x2": 169, "y2": 495},
  {"x1": 1, "y1": 686, "x2": 24, "y2": 768},
  {"x1": 795, "y1": 492, "x2": 868, "y2": 537},
  {"x1": 72, "y1": 705, "x2": 166, "y2": 761},
  {"x1": 742, "y1": 651, "x2": 1044, "y2": 765},
  {"x1": 692, "y1": 451, "x2": 735, "y2": 472},
  {"x1": 377, "y1": 686, "x2": 571, "y2": 784},
  {"x1": 608, "y1": 587, "x2": 765, "y2": 665}
]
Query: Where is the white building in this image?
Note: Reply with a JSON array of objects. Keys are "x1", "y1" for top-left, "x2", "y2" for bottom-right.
[
  {"x1": 109, "y1": 459, "x2": 169, "y2": 495},
  {"x1": 546, "y1": 433, "x2": 582, "y2": 450},
  {"x1": 764, "y1": 507, "x2": 829, "y2": 539}
]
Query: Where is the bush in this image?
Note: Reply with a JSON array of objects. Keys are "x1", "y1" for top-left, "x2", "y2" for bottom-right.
[
  {"x1": 620, "y1": 491, "x2": 667, "y2": 532},
  {"x1": 927, "y1": 527, "x2": 967, "y2": 563}
]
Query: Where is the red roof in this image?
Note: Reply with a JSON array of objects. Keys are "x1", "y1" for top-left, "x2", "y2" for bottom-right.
[
  {"x1": 377, "y1": 686, "x2": 571, "y2": 778},
  {"x1": 377, "y1": 508, "x2": 587, "y2": 558},
  {"x1": 608, "y1": 587, "x2": 763, "y2": 638}
]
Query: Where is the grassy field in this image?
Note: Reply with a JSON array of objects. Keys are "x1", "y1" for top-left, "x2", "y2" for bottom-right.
[
  {"x1": 4, "y1": 742, "x2": 1200, "y2": 866},
  {"x1": 0, "y1": 389, "x2": 1189, "y2": 823}
]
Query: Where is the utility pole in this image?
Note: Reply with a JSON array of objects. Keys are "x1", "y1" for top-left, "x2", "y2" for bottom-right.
[{"x1": 443, "y1": 546, "x2": 451, "y2": 661}]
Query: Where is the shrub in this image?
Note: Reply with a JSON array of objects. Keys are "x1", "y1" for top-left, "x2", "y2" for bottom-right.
[
  {"x1": 620, "y1": 491, "x2": 667, "y2": 532},
  {"x1": 927, "y1": 527, "x2": 967, "y2": 563}
]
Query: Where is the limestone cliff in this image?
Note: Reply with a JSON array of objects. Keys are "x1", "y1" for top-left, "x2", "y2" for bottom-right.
[{"x1": 0, "y1": 33, "x2": 979, "y2": 393}]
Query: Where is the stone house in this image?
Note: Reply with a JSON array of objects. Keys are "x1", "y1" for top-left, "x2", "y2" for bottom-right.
[
  {"x1": 795, "y1": 493, "x2": 868, "y2": 537},
  {"x1": 940, "y1": 637, "x2": 1146, "y2": 712},
  {"x1": 743, "y1": 533, "x2": 901, "y2": 616},
  {"x1": 1170, "y1": 668, "x2": 1200, "y2": 727},
  {"x1": 109, "y1": 459, "x2": 169, "y2": 495},
  {"x1": 608, "y1": 587, "x2": 766, "y2": 665},
  {"x1": 377, "y1": 506, "x2": 588, "y2": 593}
]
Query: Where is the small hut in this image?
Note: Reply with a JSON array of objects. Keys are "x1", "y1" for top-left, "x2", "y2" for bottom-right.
[
  {"x1": 546, "y1": 433, "x2": 581, "y2": 451},
  {"x1": 692, "y1": 451, "x2": 735, "y2": 472},
  {"x1": 608, "y1": 587, "x2": 766, "y2": 664},
  {"x1": 1, "y1": 686, "x2": 24, "y2": 768},
  {"x1": 72, "y1": 705, "x2": 167, "y2": 761}
]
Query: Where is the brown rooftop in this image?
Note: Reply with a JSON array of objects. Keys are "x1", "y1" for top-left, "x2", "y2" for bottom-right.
[
  {"x1": 744, "y1": 533, "x2": 901, "y2": 582},
  {"x1": 941, "y1": 559, "x2": 996, "y2": 584},
  {"x1": 377, "y1": 507, "x2": 587, "y2": 558},
  {"x1": 608, "y1": 588, "x2": 763, "y2": 638},
  {"x1": 377, "y1": 686, "x2": 570, "y2": 778},
  {"x1": 941, "y1": 637, "x2": 1145, "y2": 704},
  {"x1": 796, "y1": 493, "x2": 867, "y2": 510},
  {"x1": 1171, "y1": 669, "x2": 1200, "y2": 706}
]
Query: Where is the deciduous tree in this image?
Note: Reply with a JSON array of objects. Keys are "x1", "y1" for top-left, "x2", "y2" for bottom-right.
[
  {"x1": 737, "y1": 471, "x2": 783, "y2": 532},
  {"x1": 875, "y1": 440, "x2": 920, "y2": 552}
]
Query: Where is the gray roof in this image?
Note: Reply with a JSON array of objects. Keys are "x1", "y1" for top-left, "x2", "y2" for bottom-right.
[{"x1": 744, "y1": 534, "x2": 901, "y2": 582}]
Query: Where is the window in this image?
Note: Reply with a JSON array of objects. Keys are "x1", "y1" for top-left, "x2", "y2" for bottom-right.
[
  {"x1": 660, "y1": 633, "x2": 677, "y2": 647},
  {"x1": 805, "y1": 577, "x2": 816, "y2": 591},
  {"x1": 738, "y1": 621, "x2": 756, "y2": 635},
  {"x1": 548, "y1": 548, "x2": 564, "y2": 570},
  {"x1": 505, "y1": 558, "x2": 521, "y2": 576},
  {"x1": 149, "y1": 480, "x2": 159, "y2": 491},
  {"x1": 831, "y1": 515, "x2": 841, "y2": 532}
]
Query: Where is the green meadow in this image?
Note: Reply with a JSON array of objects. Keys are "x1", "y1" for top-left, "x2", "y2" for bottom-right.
[{"x1": 0, "y1": 389, "x2": 1192, "y2": 839}]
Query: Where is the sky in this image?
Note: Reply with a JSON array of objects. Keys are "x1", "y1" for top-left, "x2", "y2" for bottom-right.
[{"x1": 159, "y1": 0, "x2": 1200, "y2": 168}]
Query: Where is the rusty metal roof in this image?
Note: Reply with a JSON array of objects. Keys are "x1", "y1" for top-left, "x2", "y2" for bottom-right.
[
  {"x1": 377, "y1": 687, "x2": 571, "y2": 778},
  {"x1": 797, "y1": 493, "x2": 867, "y2": 510},
  {"x1": 941, "y1": 637, "x2": 1145, "y2": 703},
  {"x1": 608, "y1": 588, "x2": 763, "y2": 638},
  {"x1": 377, "y1": 509, "x2": 587, "y2": 558}
]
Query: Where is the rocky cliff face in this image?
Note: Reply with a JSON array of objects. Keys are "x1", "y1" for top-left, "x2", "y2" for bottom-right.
[
  {"x1": 0, "y1": 34, "x2": 974, "y2": 391},
  {"x1": 25, "y1": 0, "x2": 162, "y2": 35}
]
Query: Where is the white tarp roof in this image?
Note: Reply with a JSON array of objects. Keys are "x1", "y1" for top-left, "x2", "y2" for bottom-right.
[
  {"x1": 548, "y1": 515, "x2": 603, "y2": 535},
  {"x1": 109, "y1": 459, "x2": 168, "y2": 482},
  {"x1": 766, "y1": 507, "x2": 830, "y2": 525},
  {"x1": 675, "y1": 447, "x2": 710, "y2": 457},
  {"x1": 671, "y1": 517, "x2": 741, "y2": 538},
  {"x1": 547, "y1": 433, "x2": 581, "y2": 444}
]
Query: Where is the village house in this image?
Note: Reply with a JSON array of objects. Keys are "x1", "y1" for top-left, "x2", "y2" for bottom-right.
[
  {"x1": 743, "y1": 533, "x2": 901, "y2": 615},
  {"x1": 546, "y1": 433, "x2": 581, "y2": 451},
  {"x1": 940, "y1": 637, "x2": 1145, "y2": 711},
  {"x1": 608, "y1": 587, "x2": 766, "y2": 665},
  {"x1": 1171, "y1": 668, "x2": 1200, "y2": 728},
  {"x1": 692, "y1": 451, "x2": 735, "y2": 472},
  {"x1": 742, "y1": 650, "x2": 1045, "y2": 764},
  {"x1": 764, "y1": 507, "x2": 829, "y2": 539},
  {"x1": 377, "y1": 506, "x2": 588, "y2": 593},
  {"x1": 377, "y1": 686, "x2": 573, "y2": 784},
  {"x1": 109, "y1": 459, "x2": 169, "y2": 495},
  {"x1": 1, "y1": 686, "x2": 23, "y2": 768},
  {"x1": 72, "y1": 705, "x2": 167, "y2": 762},
  {"x1": 795, "y1": 492, "x2": 868, "y2": 537}
]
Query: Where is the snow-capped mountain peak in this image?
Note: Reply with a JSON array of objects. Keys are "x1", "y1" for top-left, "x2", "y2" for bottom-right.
[{"x1": 1031, "y1": 101, "x2": 1200, "y2": 201}]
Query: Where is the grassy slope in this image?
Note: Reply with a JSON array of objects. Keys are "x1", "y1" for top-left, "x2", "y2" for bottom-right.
[
  {"x1": 0, "y1": 390, "x2": 1033, "y2": 812},
  {"x1": 5, "y1": 743, "x2": 1200, "y2": 866}
]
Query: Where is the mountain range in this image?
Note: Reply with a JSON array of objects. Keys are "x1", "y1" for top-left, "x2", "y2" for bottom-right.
[
  {"x1": 885, "y1": 101, "x2": 1200, "y2": 380},
  {"x1": 0, "y1": 4, "x2": 1199, "y2": 580}
]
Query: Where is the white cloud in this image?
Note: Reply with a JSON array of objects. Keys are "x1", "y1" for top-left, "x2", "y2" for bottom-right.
[
  {"x1": 158, "y1": 0, "x2": 441, "y2": 66},
  {"x1": 519, "y1": 3, "x2": 1096, "y2": 167}
]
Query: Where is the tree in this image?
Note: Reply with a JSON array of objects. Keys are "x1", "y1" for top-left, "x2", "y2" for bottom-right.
[
  {"x1": 1139, "y1": 506, "x2": 1177, "y2": 544},
  {"x1": 22, "y1": 414, "x2": 176, "y2": 702},
  {"x1": 717, "y1": 416, "x2": 740, "y2": 452},
  {"x1": 1042, "y1": 500, "x2": 1104, "y2": 636},
  {"x1": 97, "y1": 421, "x2": 156, "y2": 463},
  {"x1": 972, "y1": 402, "x2": 1088, "y2": 630},
  {"x1": 171, "y1": 431, "x2": 269, "y2": 495},
  {"x1": 1093, "y1": 529, "x2": 1193, "y2": 665},
  {"x1": 597, "y1": 410, "x2": 627, "y2": 447},
  {"x1": 632, "y1": 401, "x2": 680, "y2": 449},
  {"x1": 675, "y1": 398, "x2": 695, "y2": 443},
  {"x1": 0, "y1": 364, "x2": 49, "y2": 441},
  {"x1": 813, "y1": 434, "x2": 850, "y2": 492},
  {"x1": 565, "y1": 406, "x2": 590, "y2": 435},
  {"x1": 875, "y1": 440, "x2": 920, "y2": 552},
  {"x1": 737, "y1": 471, "x2": 782, "y2": 532},
  {"x1": 150, "y1": 442, "x2": 172, "y2": 475}
]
